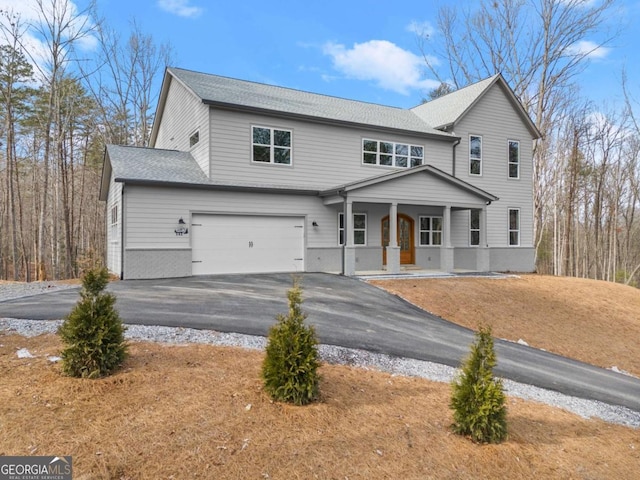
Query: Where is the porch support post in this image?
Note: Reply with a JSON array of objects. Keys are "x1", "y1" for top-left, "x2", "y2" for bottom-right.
[
  {"x1": 440, "y1": 205, "x2": 454, "y2": 272},
  {"x1": 343, "y1": 198, "x2": 356, "y2": 276},
  {"x1": 477, "y1": 205, "x2": 491, "y2": 271},
  {"x1": 386, "y1": 202, "x2": 401, "y2": 274}
]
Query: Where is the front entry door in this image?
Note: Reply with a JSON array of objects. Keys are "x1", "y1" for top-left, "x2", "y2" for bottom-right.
[{"x1": 382, "y1": 214, "x2": 415, "y2": 265}]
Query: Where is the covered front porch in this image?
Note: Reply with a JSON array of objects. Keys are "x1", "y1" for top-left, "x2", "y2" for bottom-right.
[{"x1": 319, "y1": 164, "x2": 499, "y2": 276}]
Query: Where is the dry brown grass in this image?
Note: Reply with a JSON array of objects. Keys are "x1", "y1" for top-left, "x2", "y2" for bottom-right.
[
  {"x1": 369, "y1": 274, "x2": 640, "y2": 377},
  {"x1": 1, "y1": 274, "x2": 639, "y2": 479}
]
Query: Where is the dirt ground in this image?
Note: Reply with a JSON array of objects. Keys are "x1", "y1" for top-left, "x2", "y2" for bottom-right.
[
  {"x1": 1, "y1": 274, "x2": 639, "y2": 479},
  {"x1": 369, "y1": 274, "x2": 640, "y2": 378}
]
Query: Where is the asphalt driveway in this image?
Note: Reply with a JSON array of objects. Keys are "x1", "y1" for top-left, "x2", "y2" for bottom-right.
[{"x1": 1, "y1": 272, "x2": 639, "y2": 412}]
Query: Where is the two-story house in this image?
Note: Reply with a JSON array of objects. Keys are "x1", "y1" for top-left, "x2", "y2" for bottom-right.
[{"x1": 99, "y1": 67, "x2": 540, "y2": 279}]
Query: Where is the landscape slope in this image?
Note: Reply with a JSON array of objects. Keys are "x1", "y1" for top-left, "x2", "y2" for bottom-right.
[{"x1": 0, "y1": 274, "x2": 638, "y2": 478}]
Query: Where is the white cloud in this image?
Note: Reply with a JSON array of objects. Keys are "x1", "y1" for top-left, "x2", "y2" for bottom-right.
[
  {"x1": 0, "y1": 0, "x2": 97, "y2": 80},
  {"x1": 323, "y1": 40, "x2": 439, "y2": 95},
  {"x1": 0, "y1": 0, "x2": 40, "y2": 22},
  {"x1": 157, "y1": 0, "x2": 203, "y2": 18},
  {"x1": 406, "y1": 20, "x2": 435, "y2": 38},
  {"x1": 568, "y1": 40, "x2": 610, "y2": 59}
]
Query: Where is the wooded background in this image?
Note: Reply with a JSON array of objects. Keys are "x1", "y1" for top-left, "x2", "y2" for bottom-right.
[{"x1": 1, "y1": 0, "x2": 638, "y2": 286}]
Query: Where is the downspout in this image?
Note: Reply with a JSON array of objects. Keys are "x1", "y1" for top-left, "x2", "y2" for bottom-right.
[
  {"x1": 120, "y1": 184, "x2": 125, "y2": 280},
  {"x1": 452, "y1": 137, "x2": 461, "y2": 177}
]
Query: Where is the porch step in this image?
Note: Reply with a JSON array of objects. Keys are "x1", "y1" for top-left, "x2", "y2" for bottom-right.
[{"x1": 400, "y1": 265, "x2": 423, "y2": 271}]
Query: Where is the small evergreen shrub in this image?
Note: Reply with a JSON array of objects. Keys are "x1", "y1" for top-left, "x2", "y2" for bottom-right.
[
  {"x1": 450, "y1": 325, "x2": 507, "y2": 444},
  {"x1": 58, "y1": 266, "x2": 127, "y2": 378},
  {"x1": 262, "y1": 280, "x2": 320, "y2": 405}
]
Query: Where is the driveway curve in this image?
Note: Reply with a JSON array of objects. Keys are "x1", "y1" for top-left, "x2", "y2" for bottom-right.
[{"x1": 1, "y1": 272, "x2": 639, "y2": 412}]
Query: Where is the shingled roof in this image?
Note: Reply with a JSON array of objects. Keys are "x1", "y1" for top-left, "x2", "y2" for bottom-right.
[
  {"x1": 411, "y1": 74, "x2": 540, "y2": 138},
  {"x1": 160, "y1": 67, "x2": 454, "y2": 139}
]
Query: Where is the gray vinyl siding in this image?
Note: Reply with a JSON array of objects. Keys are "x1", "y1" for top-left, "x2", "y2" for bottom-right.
[
  {"x1": 154, "y1": 79, "x2": 210, "y2": 176},
  {"x1": 346, "y1": 173, "x2": 486, "y2": 206},
  {"x1": 106, "y1": 172, "x2": 122, "y2": 275},
  {"x1": 123, "y1": 185, "x2": 338, "y2": 250},
  {"x1": 452, "y1": 83, "x2": 534, "y2": 248},
  {"x1": 208, "y1": 107, "x2": 455, "y2": 188}
]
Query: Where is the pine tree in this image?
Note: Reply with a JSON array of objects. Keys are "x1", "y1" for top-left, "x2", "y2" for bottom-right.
[
  {"x1": 450, "y1": 326, "x2": 507, "y2": 443},
  {"x1": 262, "y1": 280, "x2": 320, "y2": 405},
  {"x1": 58, "y1": 266, "x2": 127, "y2": 378}
]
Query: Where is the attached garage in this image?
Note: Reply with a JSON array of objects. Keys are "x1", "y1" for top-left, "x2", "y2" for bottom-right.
[{"x1": 191, "y1": 214, "x2": 305, "y2": 275}]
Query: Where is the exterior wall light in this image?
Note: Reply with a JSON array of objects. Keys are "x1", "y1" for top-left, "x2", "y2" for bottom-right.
[{"x1": 175, "y1": 217, "x2": 189, "y2": 236}]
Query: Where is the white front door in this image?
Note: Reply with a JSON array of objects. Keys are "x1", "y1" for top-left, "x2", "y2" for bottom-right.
[{"x1": 191, "y1": 214, "x2": 305, "y2": 275}]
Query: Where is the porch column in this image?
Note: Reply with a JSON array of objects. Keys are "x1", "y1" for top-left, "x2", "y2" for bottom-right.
[
  {"x1": 343, "y1": 198, "x2": 356, "y2": 276},
  {"x1": 477, "y1": 205, "x2": 491, "y2": 271},
  {"x1": 440, "y1": 205, "x2": 454, "y2": 272},
  {"x1": 386, "y1": 202, "x2": 401, "y2": 274}
]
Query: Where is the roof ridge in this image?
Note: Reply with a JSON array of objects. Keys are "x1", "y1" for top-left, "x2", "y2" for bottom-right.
[
  {"x1": 411, "y1": 73, "x2": 500, "y2": 110},
  {"x1": 168, "y1": 66, "x2": 408, "y2": 112}
]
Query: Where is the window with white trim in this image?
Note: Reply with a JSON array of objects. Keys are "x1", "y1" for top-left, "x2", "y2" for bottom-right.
[
  {"x1": 111, "y1": 205, "x2": 118, "y2": 226},
  {"x1": 508, "y1": 208, "x2": 520, "y2": 246},
  {"x1": 338, "y1": 212, "x2": 367, "y2": 245},
  {"x1": 470, "y1": 209, "x2": 480, "y2": 246},
  {"x1": 362, "y1": 139, "x2": 423, "y2": 168},
  {"x1": 252, "y1": 126, "x2": 292, "y2": 165},
  {"x1": 419, "y1": 216, "x2": 442, "y2": 246},
  {"x1": 110, "y1": 204, "x2": 118, "y2": 239},
  {"x1": 508, "y1": 140, "x2": 520, "y2": 178},
  {"x1": 189, "y1": 130, "x2": 199, "y2": 147},
  {"x1": 469, "y1": 135, "x2": 482, "y2": 175}
]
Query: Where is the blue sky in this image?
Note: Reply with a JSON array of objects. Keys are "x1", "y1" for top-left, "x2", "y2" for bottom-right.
[{"x1": 4, "y1": 0, "x2": 640, "y2": 110}]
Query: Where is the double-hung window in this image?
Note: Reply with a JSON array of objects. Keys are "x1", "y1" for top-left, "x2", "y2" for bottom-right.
[
  {"x1": 362, "y1": 139, "x2": 423, "y2": 168},
  {"x1": 419, "y1": 216, "x2": 442, "y2": 246},
  {"x1": 508, "y1": 208, "x2": 520, "y2": 246},
  {"x1": 469, "y1": 135, "x2": 482, "y2": 175},
  {"x1": 338, "y1": 213, "x2": 367, "y2": 245},
  {"x1": 508, "y1": 140, "x2": 520, "y2": 178},
  {"x1": 470, "y1": 210, "x2": 480, "y2": 246},
  {"x1": 252, "y1": 126, "x2": 292, "y2": 165}
]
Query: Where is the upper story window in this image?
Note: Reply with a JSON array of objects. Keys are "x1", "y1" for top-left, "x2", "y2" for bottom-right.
[
  {"x1": 469, "y1": 135, "x2": 482, "y2": 175},
  {"x1": 509, "y1": 208, "x2": 520, "y2": 246},
  {"x1": 508, "y1": 140, "x2": 520, "y2": 179},
  {"x1": 189, "y1": 130, "x2": 199, "y2": 147},
  {"x1": 252, "y1": 126, "x2": 292, "y2": 165},
  {"x1": 419, "y1": 216, "x2": 442, "y2": 246},
  {"x1": 362, "y1": 139, "x2": 423, "y2": 168}
]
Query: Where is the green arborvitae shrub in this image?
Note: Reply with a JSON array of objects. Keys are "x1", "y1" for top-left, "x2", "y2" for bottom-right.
[
  {"x1": 58, "y1": 266, "x2": 127, "y2": 378},
  {"x1": 262, "y1": 280, "x2": 320, "y2": 405},
  {"x1": 450, "y1": 325, "x2": 507, "y2": 444}
]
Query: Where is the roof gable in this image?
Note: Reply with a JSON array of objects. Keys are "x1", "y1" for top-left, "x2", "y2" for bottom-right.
[
  {"x1": 321, "y1": 164, "x2": 498, "y2": 203},
  {"x1": 411, "y1": 74, "x2": 540, "y2": 139}
]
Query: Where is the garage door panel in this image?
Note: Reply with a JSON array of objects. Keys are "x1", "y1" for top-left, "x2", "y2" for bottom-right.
[{"x1": 192, "y1": 215, "x2": 304, "y2": 275}]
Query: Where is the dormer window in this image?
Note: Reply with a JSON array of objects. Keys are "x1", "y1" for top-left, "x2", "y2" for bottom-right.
[{"x1": 189, "y1": 130, "x2": 199, "y2": 147}]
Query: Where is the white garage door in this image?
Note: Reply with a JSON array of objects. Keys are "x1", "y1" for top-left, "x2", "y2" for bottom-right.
[{"x1": 191, "y1": 214, "x2": 305, "y2": 275}]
